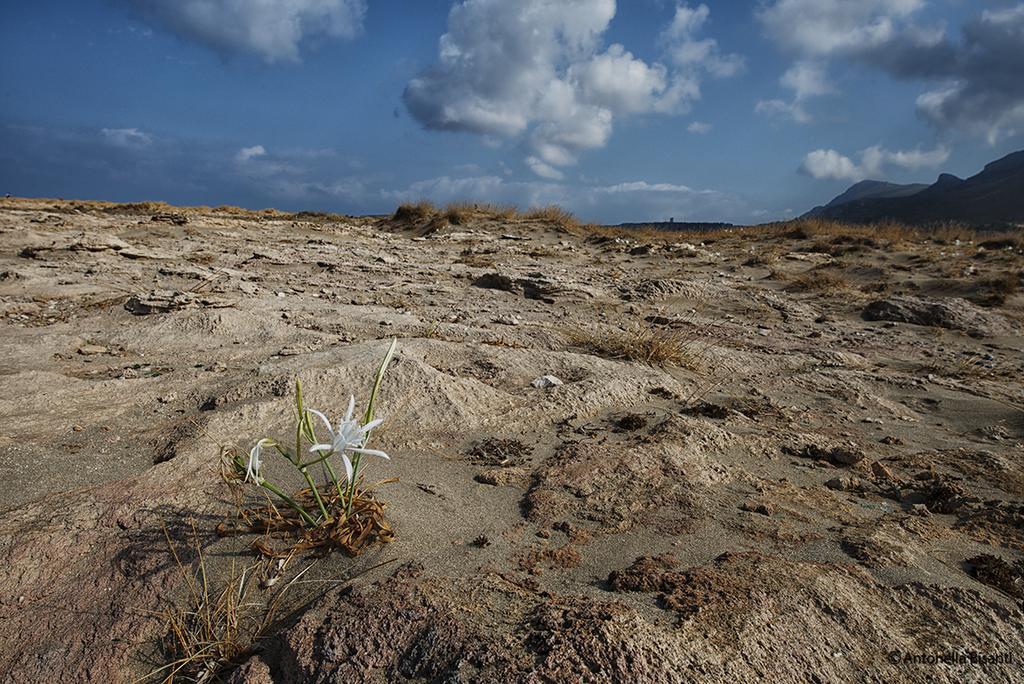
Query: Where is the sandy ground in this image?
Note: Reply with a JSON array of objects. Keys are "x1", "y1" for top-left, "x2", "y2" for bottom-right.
[{"x1": 0, "y1": 197, "x2": 1022, "y2": 682}]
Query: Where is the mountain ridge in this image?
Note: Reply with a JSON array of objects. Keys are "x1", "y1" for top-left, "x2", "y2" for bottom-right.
[{"x1": 805, "y1": 150, "x2": 1024, "y2": 226}]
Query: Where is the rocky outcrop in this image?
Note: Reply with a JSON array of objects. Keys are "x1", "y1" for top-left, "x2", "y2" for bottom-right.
[{"x1": 863, "y1": 296, "x2": 1016, "y2": 337}]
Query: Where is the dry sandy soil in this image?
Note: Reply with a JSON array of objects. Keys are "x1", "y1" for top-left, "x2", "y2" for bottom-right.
[{"x1": 1, "y1": 197, "x2": 1023, "y2": 683}]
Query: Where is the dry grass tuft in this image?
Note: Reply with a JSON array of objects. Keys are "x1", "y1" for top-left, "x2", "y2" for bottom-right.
[
  {"x1": 392, "y1": 201, "x2": 437, "y2": 223},
  {"x1": 977, "y1": 270, "x2": 1021, "y2": 306},
  {"x1": 145, "y1": 523, "x2": 302, "y2": 684},
  {"x1": 567, "y1": 323, "x2": 702, "y2": 368},
  {"x1": 443, "y1": 202, "x2": 517, "y2": 225},
  {"x1": 742, "y1": 248, "x2": 782, "y2": 267},
  {"x1": 785, "y1": 268, "x2": 850, "y2": 292},
  {"x1": 522, "y1": 205, "x2": 581, "y2": 230}
]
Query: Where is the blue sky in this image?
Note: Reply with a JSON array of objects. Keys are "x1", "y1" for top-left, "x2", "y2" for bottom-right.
[{"x1": 1, "y1": 1, "x2": 1022, "y2": 224}]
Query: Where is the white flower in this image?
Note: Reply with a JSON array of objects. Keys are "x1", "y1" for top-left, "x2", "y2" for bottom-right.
[
  {"x1": 246, "y1": 438, "x2": 274, "y2": 484},
  {"x1": 307, "y1": 396, "x2": 389, "y2": 483}
]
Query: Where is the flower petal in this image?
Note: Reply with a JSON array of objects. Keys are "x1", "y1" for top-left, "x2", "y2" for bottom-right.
[
  {"x1": 344, "y1": 395, "x2": 355, "y2": 423},
  {"x1": 309, "y1": 443, "x2": 333, "y2": 453},
  {"x1": 306, "y1": 409, "x2": 334, "y2": 437},
  {"x1": 348, "y1": 447, "x2": 390, "y2": 460},
  {"x1": 360, "y1": 418, "x2": 384, "y2": 434},
  {"x1": 341, "y1": 454, "x2": 354, "y2": 483}
]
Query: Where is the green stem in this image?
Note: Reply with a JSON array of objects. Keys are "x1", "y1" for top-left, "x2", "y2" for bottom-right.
[
  {"x1": 259, "y1": 480, "x2": 318, "y2": 528},
  {"x1": 324, "y1": 460, "x2": 345, "y2": 499},
  {"x1": 293, "y1": 378, "x2": 331, "y2": 522},
  {"x1": 300, "y1": 467, "x2": 331, "y2": 522},
  {"x1": 346, "y1": 456, "x2": 362, "y2": 515}
]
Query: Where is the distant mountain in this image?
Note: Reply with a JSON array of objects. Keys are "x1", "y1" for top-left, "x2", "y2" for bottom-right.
[
  {"x1": 804, "y1": 180, "x2": 929, "y2": 217},
  {"x1": 613, "y1": 221, "x2": 736, "y2": 232},
  {"x1": 805, "y1": 150, "x2": 1024, "y2": 226}
]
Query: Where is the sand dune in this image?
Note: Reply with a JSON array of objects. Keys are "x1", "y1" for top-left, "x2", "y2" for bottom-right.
[{"x1": 1, "y1": 197, "x2": 1022, "y2": 682}]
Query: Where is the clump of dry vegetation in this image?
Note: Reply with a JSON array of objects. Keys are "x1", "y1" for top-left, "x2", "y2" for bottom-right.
[
  {"x1": 145, "y1": 524, "x2": 302, "y2": 683},
  {"x1": 392, "y1": 200, "x2": 437, "y2": 224},
  {"x1": 785, "y1": 268, "x2": 850, "y2": 292},
  {"x1": 522, "y1": 205, "x2": 581, "y2": 230},
  {"x1": 443, "y1": 202, "x2": 517, "y2": 225},
  {"x1": 742, "y1": 248, "x2": 782, "y2": 267},
  {"x1": 567, "y1": 323, "x2": 702, "y2": 368},
  {"x1": 392, "y1": 201, "x2": 521, "y2": 230},
  {"x1": 976, "y1": 270, "x2": 1021, "y2": 306}
]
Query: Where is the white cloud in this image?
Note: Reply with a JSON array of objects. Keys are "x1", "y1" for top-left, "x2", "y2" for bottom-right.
[
  {"x1": 235, "y1": 145, "x2": 267, "y2": 163},
  {"x1": 755, "y1": 99, "x2": 811, "y2": 124},
  {"x1": 781, "y1": 61, "x2": 833, "y2": 100},
  {"x1": 569, "y1": 44, "x2": 675, "y2": 115},
  {"x1": 101, "y1": 127, "x2": 153, "y2": 148},
  {"x1": 758, "y1": 0, "x2": 925, "y2": 57},
  {"x1": 800, "y1": 149, "x2": 863, "y2": 181},
  {"x1": 233, "y1": 145, "x2": 307, "y2": 180},
  {"x1": 755, "y1": 61, "x2": 831, "y2": 123},
  {"x1": 661, "y1": 3, "x2": 745, "y2": 77},
  {"x1": 687, "y1": 121, "x2": 712, "y2": 134},
  {"x1": 800, "y1": 144, "x2": 950, "y2": 181},
  {"x1": 756, "y1": 0, "x2": 932, "y2": 124},
  {"x1": 862, "y1": 144, "x2": 950, "y2": 172},
  {"x1": 127, "y1": 0, "x2": 366, "y2": 62},
  {"x1": 404, "y1": 1, "x2": 740, "y2": 178},
  {"x1": 525, "y1": 156, "x2": 565, "y2": 180}
]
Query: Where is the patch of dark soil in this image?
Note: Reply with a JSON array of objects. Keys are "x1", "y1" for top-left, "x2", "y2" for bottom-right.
[
  {"x1": 964, "y1": 554, "x2": 1024, "y2": 601},
  {"x1": 472, "y1": 272, "x2": 517, "y2": 292},
  {"x1": 680, "y1": 402, "x2": 731, "y2": 419},
  {"x1": 469, "y1": 438, "x2": 533, "y2": 467},
  {"x1": 901, "y1": 472, "x2": 972, "y2": 514},
  {"x1": 518, "y1": 544, "x2": 583, "y2": 575},
  {"x1": 955, "y1": 502, "x2": 1024, "y2": 550},
  {"x1": 612, "y1": 413, "x2": 649, "y2": 432}
]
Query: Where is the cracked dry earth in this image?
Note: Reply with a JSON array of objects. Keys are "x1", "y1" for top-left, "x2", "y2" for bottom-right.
[{"x1": 1, "y1": 196, "x2": 1023, "y2": 683}]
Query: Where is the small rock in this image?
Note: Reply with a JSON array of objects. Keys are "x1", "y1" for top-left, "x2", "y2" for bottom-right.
[
  {"x1": 473, "y1": 273, "x2": 517, "y2": 292},
  {"x1": 740, "y1": 501, "x2": 774, "y2": 516},
  {"x1": 77, "y1": 344, "x2": 108, "y2": 356},
  {"x1": 871, "y1": 461, "x2": 897, "y2": 480},
  {"x1": 826, "y1": 476, "x2": 863, "y2": 492},
  {"x1": 830, "y1": 447, "x2": 866, "y2": 466},
  {"x1": 531, "y1": 375, "x2": 563, "y2": 389}
]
